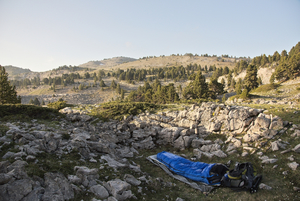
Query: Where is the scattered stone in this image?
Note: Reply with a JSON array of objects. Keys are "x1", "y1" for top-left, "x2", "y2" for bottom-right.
[
  {"x1": 241, "y1": 152, "x2": 248, "y2": 157},
  {"x1": 261, "y1": 158, "x2": 278, "y2": 164},
  {"x1": 211, "y1": 150, "x2": 227, "y2": 158},
  {"x1": 288, "y1": 162, "x2": 299, "y2": 171},
  {"x1": 280, "y1": 149, "x2": 291, "y2": 154},
  {"x1": 90, "y1": 184, "x2": 109, "y2": 199},
  {"x1": 293, "y1": 187, "x2": 300, "y2": 192},
  {"x1": 124, "y1": 174, "x2": 141, "y2": 186},
  {"x1": 287, "y1": 155, "x2": 294, "y2": 161},
  {"x1": 259, "y1": 183, "x2": 272, "y2": 190},
  {"x1": 292, "y1": 144, "x2": 300, "y2": 153},
  {"x1": 227, "y1": 150, "x2": 237, "y2": 155}
]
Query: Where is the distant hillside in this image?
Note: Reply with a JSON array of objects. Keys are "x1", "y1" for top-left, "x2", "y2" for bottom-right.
[
  {"x1": 80, "y1": 55, "x2": 238, "y2": 71},
  {"x1": 3, "y1": 65, "x2": 32, "y2": 79},
  {"x1": 79, "y1": 56, "x2": 137, "y2": 69}
]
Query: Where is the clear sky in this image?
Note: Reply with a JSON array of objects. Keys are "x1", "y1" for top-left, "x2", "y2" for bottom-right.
[{"x1": 0, "y1": 0, "x2": 299, "y2": 72}]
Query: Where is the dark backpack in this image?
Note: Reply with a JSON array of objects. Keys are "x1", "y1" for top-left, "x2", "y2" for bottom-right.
[{"x1": 221, "y1": 162, "x2": 262, "y2": 193}]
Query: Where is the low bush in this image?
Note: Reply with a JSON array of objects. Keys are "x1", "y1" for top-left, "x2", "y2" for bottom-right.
[
  {"x1": 0, "y1": 125, "x2": 9, "y2": 136},
  {"x1": 179, "y1": 98, "x2": 216, "y2": 105},
  {"x1": 90, "y1": 101, "x2": 168, "y2": 121},
  {"x1": 0, "y1": 104, "x2": 64, "y2": 121},
  {"x1": 240, "y1": 89, "x2": 249, "y2": 99},
  {"x1": 47, "y1": 101, "x2": 72, "y2": 110},
  {"x1": 252, "y1": 83, "x2": 280, "y2": 93}
]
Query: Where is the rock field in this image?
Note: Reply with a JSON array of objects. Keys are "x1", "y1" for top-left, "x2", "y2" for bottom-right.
[{"x1": 0, "y1": 102, "x2": 300, "y2": 200}]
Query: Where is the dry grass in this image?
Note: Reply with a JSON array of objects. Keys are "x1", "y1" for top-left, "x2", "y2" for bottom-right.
[{"x1": 80, "y1": 55, "x2": 237, "y2": 71}]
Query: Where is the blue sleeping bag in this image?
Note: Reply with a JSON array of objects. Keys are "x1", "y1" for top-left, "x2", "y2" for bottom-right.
[{"x1": 157, "y1": 151, "x2": 221, "y2": 185}]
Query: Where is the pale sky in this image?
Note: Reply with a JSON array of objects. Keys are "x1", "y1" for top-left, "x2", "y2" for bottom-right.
[{"x1": 0, "y1": 0, "x2": 299, "y2": 72}]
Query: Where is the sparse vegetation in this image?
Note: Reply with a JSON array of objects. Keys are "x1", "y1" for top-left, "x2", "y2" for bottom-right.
[
  {"x1": 0, "y1": 104, "x2": 64, "y2": 121},
  {"x1": 90, "y1": 101, "x2": 168, "y2": 121},
  {"x1": 47, "y1": 100, "x2": 72, "y2": 110},
  {"x1": 251, "y1": 83, "x2": 280, "y2": 93}
]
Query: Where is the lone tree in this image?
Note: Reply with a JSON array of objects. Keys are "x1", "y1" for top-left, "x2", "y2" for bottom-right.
[
  {"x1": 0, "y1": 66, "x2": 21, "y2": 104},
  {"x1": 243, "y1": 64, "x2": 258, "y2": 92}
]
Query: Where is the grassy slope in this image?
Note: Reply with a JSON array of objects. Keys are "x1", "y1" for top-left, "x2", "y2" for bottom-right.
[{"x1": 80, "y1": 55, "x2": 237, "y2": 71}]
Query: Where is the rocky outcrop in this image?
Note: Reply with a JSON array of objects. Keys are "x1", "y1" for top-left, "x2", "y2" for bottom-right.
[{"x1": 0, "y1": 102, "x2": 297, "y2": 200}]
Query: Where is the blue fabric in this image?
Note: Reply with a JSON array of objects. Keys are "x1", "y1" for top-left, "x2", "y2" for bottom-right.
[{"x1": 157, "y1": 151, "x2": 216, "y2": 185}]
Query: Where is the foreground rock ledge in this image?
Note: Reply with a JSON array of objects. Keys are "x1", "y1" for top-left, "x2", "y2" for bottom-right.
[{"x1": 0, "y1": 102, "x2": 298, "y2": 200}]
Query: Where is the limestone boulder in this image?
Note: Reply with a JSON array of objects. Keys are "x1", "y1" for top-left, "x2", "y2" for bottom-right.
[
  {"x1": 157, "y1": 127, "x2": 184, "y2": 144},
  {"x1": 43, "y1": 172, "x2": 74, "y2": 201},
  {"x1": 191, "y1": 138, "x2": 212, "y2": 148},
  {"x1": 132, "y1": 136, "x2": 155, "y2": 149},
  {"x1": 105, "y1": 179, "x2": 133, "y2": 201},
  {"x1": 269, "y1": 116, "x2": 284, "y2": 130},
  {"x1": 90, "y1": 184, "x2": 109, "y2": 199},
  {"x1": 124, "y1": 174, "x2": 141, "y2": 186},
  {"x1": 0, "y1": 179, "x2": 34, "y2": 201}
]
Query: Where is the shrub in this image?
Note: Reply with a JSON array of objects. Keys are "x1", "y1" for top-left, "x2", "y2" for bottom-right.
[
  {"x1": 0, "y1": 125, "x2": 9, "y2": 136},
  {"x1": 252, "y1": 83, "x2": 280, "y2": 93},
  {"x1": 90, "y1": 101, "x2": 167, "y2": 121},
  {"x1": 0, "y1": 104, "x2": 63, "y2": 121},
  {"x1": 240, "y1": 89, "x2": 249, "y2": 99},
  {"x1": 47, "y1": 101, "x2": 71, "y2": 110}
]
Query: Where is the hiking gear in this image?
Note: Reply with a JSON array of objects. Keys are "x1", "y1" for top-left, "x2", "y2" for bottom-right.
[
  {"x1": 221, "y1": 162, "x2": 262, "y2": 193},
  {"x1": 250, "y1": 175, "x2": 263, "y2": 193},
  {"x1": 156, "y1": 151, "x2": 228, "y2": 185}
]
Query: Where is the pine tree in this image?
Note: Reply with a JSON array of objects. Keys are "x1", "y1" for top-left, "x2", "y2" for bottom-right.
[
  {"x1": 116, "y1": 83, "x2": 121, "y2": 94},
  {"x1": 111, "y1": 80, "x2": 116, "y2": 89},
  {"x1": 235, "y1": 82, "x2": 242, "y2": 95},
  {"x1": 243, "y1": 64, "x2": 258, "y2": 92},
  {"x1": 270, "y1": 73, "x2": 275, "y2": 84},
  {"x1": 78, "y1": 84, "x2": 83, "y2": 90},
  {"x1": 208, "y1": 78, "x2": 224, "y2": 98},
  {"x1": 221, "y1": 78, "x2": 225, "y2": 86},
  {"x1": 183, "y1": 71, "x2": 208, "y2": 99},
  {"x1": 33, "y1": 97, "x2": 40, "y2": 106},
  {"x1": 257, "y1": 77, "x2": 262, "y2": 85},
  {"x1": 144, "y1": 90, "x2": 153, "y2": 103},
  {"x1": 0, "y1": 66, "x2": 21, "y2": 104},
  {"x1": 167, "y1": 83, "x2": 179, "y2": 103},
  {"x1": 227, "y1": 73, "x2": 232, "y2": 87},
  {"x1": 121, "y1": 89, "x2": 125, "y2": 100},
  {"x1": 272, "y1": 51, "x2": 281, "y2": 62},
  {"x1": 231, "y1": 78, "x2": 236, "y2": 88},
  {"x1": 240, "y1": 89, "x2": 249, "y2": 99},
  {"x1": 99, "y1": 80, "x2": 106, "y2": 87},
  {"x1": 222, "y1": 94, "x2": 226, "y2": 103}
]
